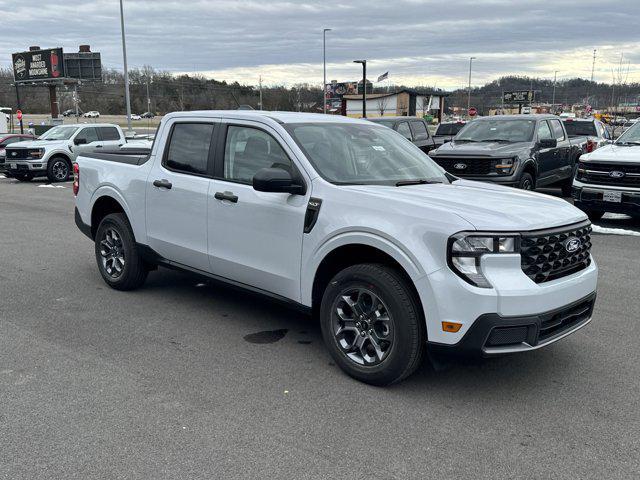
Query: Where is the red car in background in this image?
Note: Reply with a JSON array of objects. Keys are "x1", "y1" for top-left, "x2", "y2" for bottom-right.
[{"x1": 0, "y1": 134, "x2": 37, "y2": 176}]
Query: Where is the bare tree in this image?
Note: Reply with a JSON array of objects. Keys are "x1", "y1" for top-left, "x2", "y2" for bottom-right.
[{"x1": 376, "y1": 96, "x2": 389, "y2": 116}]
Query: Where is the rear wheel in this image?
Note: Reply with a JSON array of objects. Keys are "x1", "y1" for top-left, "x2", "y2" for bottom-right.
[
  {"x1": 320, "y1": 264, "x2": 425, "y2": 386},
  {"x1": 47, "y1": 157, "x2": 71, "y2": 183},
  {"x1": 94, "y1": 213, "x2": 148, "y2": 290}
]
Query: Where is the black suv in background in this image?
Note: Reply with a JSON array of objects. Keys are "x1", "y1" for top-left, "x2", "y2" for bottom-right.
[
  {"x1": 429, "y1": 114, "x2": 582, "y2": 194},
  {"x1": 368, "y1": 117, "x2": 437, "y2": 153},
  {"x1": 432, "y1": 121, "x2": 466, "y2": 147}
]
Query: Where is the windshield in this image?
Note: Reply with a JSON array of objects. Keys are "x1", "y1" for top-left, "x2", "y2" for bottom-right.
[
  {"x1": 455, "y1": 119, "x2": 535, "y2": 142},
  {"x1": 615, "y1": 122, "x2": 640, "y2": 145},
  {"x1": 435, "y1": 123, "x2": 465, "y2": 136},
  {"x1": 369, "y1": 119, "x2": 397, "y2": 128},
  {"x1": 39, "y1": 126, "x2": 79, "y2": 140},
  {"x1": 285, "y1": 122, "x2": 448, "y2": 185},
  {"x1": 563, "y1": 121, "x2": 597, "y2": 137}
]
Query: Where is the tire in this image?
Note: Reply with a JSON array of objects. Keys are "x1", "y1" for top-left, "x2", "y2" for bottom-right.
[
  {"x1": 94, "y1": 213, "x2": 148, "y2": 290},
  {"x1": 319, "y1": 263, "x2": 425, "y2": 386},
  {"x1": 574, "y1": 203, "x2": 604, "y2": 221},
  {"x1": 14, "y1": 173, "x2": 33, "y2": 182},
  {"x1": 46, "y1": 156, "x2": 71, "y2": 183},
  {"x1": 518, "y1": 172, "x2": 535, "y2": 190}
]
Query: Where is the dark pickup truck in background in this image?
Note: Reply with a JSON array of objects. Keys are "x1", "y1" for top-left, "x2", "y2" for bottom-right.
[
  {"x1": 562, "y1": 118, "x2": 611, "y2": 155},
  {"x1": 368, "y1": 117, "x2": 437, "y2": 153},
  {"x1": 432, "y1": 121, "x2": 466, "y2": 147},
  {"x1": 429, "y1": 114, "x2": 582, "y2": 194}
]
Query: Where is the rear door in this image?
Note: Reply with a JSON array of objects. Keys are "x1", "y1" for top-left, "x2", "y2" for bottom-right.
[
  {"x1": 145, "y1": 118, "x2": 218, "y2": 271},
  {"x1": 207, "y1": 120, "x2": 309, "y2": 301},
  {"x1": 96, "y1": 126, "x2": 124, "y2": 150},
  {"x1": 549, "y1": 118, "x2": 572, "y2": 180}
]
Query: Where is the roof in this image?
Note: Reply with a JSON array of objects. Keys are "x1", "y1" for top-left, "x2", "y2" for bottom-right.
[
  {"x1": 368, "y1": 116, "x2": 424, "y2": 122},
  {"x1": 164, "y1": 110, "x2": 372, "y2": 125},
  {"x1": 475, "y1": 114, "x2": 558, "y2": 121}
]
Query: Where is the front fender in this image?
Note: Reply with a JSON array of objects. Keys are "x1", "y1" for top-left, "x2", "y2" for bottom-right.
[{"x1": 300, "y1": 228, "x2": 428, "y2": 307}]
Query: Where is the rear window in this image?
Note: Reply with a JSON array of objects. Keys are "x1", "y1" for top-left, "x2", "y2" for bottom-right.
[
  {"x1": 563, "y1": 121, "x2": 597, "y2": 137},
  {"x1": 410, "y1": 121, "x2": 429, "y2": 140},
  {"x1": 435, "y1": 123, "x2": 464, "y2": 136},
  {"x1": 98, "y1": 127, "x2": 120, "y2": 141}
]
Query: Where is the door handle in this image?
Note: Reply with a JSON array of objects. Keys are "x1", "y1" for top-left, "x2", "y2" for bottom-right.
[
  {"x1": 214, "y1": 191, "x2": 238, "y2": 203},
  {"x1": 95, "y1": 144, "x2": 103, "y2": 148},
  {"x1": 153, "y1": 179, "x2": 172, "y2": 189}
]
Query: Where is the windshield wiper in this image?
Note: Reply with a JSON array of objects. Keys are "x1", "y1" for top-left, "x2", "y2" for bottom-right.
[
  {"x1": 454, "y1": 139, "x2": 476, "y2": 142},
  {"x1": 482, "y1": 138, "x2": 512, "y2": 142},
  {"x1": 395, "y1": 179, "x2": 443, "y2": 187},
  {"x1": 616, "y1": 141, "x2": 640, "y2": 146}
]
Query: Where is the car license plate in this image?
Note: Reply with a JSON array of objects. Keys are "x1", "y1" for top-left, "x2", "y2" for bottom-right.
[
  {"x1": 603, "y1": 191, "x2": 622, "y2": 203},
  {"x1": 10, "y1": 164, "x2": 16, "y2": 169}
]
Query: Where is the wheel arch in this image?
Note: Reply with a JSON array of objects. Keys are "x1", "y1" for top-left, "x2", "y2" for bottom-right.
[
  {"x1": 89, "y1": 189, "x2": 135, "y2": 240},
  {"x1": 305, "y1": 235, "x2": 426, "y2": 318}
]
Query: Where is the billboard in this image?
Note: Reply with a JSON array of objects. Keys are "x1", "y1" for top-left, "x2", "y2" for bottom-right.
[
  {"x1": 64, "y1": 51, "x2": 102, "y2": 81},
  {"x1": 326, "y1": 82, "x2": 358, "y2": 99},
  {"x1": 12, "y1": 48, "x2": 64, "y2": 82},
  {"x1": 503, "y1": 90, "x2": 534, "y2": 104}
]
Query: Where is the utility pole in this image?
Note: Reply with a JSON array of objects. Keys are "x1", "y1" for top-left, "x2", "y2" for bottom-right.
[
  {"x1": 354, "y1": 60, "x2": 367, "y2": 118},
  {"x1": 552, "y1": 71, "x2": 557, "y2": 110},
  {"x1": 119, "y1": 0, "x2": 132, "y2": 132},
  {"x1": 590, "y1": 49, "x2": 597, "y2": 83},
  {"x1": 259, "y1": 75, "x2": 263, "y2": 110},
  {"x1": 467, "y1": 57, "x2": 475, "y2": 115},
  {"x1": 323, "y1": 28, "x2": 331, "y2": 114},
  {"x1": 145, "y1": 75, "x2": 151, "y2": 112}
]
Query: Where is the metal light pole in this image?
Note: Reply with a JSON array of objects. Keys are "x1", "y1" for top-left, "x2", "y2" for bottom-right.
[
  {"x1": 323, "y1": 28, "x2": 331, "y2": 115},
  {"x1": 552, "y1": 71, "x2": 558, "y2": 111},
  {"x1": 354, "y1": 60, "x2": 367, "y2": 118},
  {"x1": 119, "y1": 0, "x2": 132, "y2": 132},
  {"x1": 467, "y1": 57, "x2": 475, "y2": 115}
]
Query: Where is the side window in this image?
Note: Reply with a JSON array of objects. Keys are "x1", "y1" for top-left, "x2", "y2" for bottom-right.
[
  {"x1": 98, "y1": 127, "x2": 120, "y2": 141},
  {"x1": 396, "y1": 122, "x2": 412, "y2": 140},
  {"x1": 410, "y1": 121, "x2": 429, "y2": 140},
  {"x1": 76, "y1": 127, "x2": 99, "y2": 144},
  {"x1": 549, "y1": 119, "x2": 565, "y2": 141},
  {"x1": 164, "y1": 123, "x2": 214, "y2": 175},
  {"x1": 1, "y1": 137, "x2": 21, "y2": 146},
  {"x1": 223, "y1": 126, "x2": 292, "y2": 184},
  {"x1": 537, "y1": 121, "x2": 553, "y2": 141}
]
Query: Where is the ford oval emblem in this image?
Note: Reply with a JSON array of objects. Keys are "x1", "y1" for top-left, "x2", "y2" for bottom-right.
[
  {"x1": 11, "y1": 151, "x2": 16, "y2": 156},
  {"x1": 454, "y1": 163, "x2": 467, "y2": 170},
  {"x1": 609, "y1": 170, "x2": 625, "y2": 178},
  {"x1": 565, "y1": 237, "x2": 581, "y2": 253}
]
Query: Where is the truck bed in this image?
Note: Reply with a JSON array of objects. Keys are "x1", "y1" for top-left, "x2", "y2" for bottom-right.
[{"x1": 79, "y1": 150, "x2": 150, "y2": 166}]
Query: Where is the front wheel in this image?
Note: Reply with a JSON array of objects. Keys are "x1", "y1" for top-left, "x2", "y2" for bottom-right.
[
  {"x1": 518, "y1": 172, "x2": 535, "y2": 190},
  {"x1": 320, "y1": 264, "x2": 425, "y2": 386},
  {"x1": 94, "y1": 213, "x2": 148, "y2": 290},
  {"x1": 47, "y1": 157, "x2": 70, "y2": 182}
]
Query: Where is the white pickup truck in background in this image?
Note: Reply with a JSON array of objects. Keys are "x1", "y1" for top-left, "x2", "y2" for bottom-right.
[
  {"x1": 4, "y1": 123, "x2": 126, "y2": 182},
  {"x1": 74, "y1": 110, "x2": 598, "y2": 385}
]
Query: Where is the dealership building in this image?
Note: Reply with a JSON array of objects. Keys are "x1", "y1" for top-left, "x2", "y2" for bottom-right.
[{"x1": 342, "y1": 88, "x2": 448, "y2": 121}]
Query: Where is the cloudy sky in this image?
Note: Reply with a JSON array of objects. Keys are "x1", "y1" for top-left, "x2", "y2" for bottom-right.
[{"x1": 2, "y1": 0, "x2": 640, "y2": 90}]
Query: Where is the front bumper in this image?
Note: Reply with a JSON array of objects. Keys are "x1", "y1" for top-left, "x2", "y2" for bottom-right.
[
  {"x1": 572, "y1": 181, "x2": 640, "y2": 214},
  {"x1": 5, "y1": 160, "x2": 47, "y2": 174},
  {"x1": 416, "y1": 251, "x2": 598, "y2": 353}
]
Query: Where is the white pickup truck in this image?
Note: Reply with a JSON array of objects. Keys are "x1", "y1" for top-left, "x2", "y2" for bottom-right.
[
  {"x1": 74, "y1": 111, "x2": 598, "y2": 385},
  {"x1": 5, "y1": 123, "x2": 126, "y2": 182},
  {"x1": 572, "y1": 121, "x2": 640, "y2": 220}
]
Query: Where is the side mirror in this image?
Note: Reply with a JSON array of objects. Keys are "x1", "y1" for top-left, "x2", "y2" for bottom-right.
[
  {"x1": 252, "y1": 168, "x2": 305, "y2": 195},
  {"x1": 539, "y1": 138, "x2": 557, "y2": 149},
  {"x1": 74, "y1": 137, "x2": 87, "y2": 145},
  {"x1": 443, "y1": 139, "x2": 451, "y2": 143}
]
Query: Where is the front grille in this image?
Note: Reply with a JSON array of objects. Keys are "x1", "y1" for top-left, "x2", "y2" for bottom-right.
[
  {"x1": 579, "y1": 162, "x2": 640, "y2": 187},
  {"x1": 520, "y1": 221, "x2": 592, "y2": 283},
  {"x1": 5, "y1": 148, "x2": 29, "y2": 160},
  {"x1": 431, "y1": 156, "x2": 494, "y2": 175}
]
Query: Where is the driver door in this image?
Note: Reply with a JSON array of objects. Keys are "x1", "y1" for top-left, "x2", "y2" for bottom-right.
[{"x1": 71, "y1": 127, "x2": 101, "y2": 159}]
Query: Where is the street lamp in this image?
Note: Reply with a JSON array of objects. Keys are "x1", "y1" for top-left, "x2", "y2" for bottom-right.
[
  {"x1": 119, "y1": 0, "x2": 132, "y2": 132},
  {"x1": 552, "y1": 71, "x2": 558, "y2": 110},
  {"x1": 467, "y1": 56, "x2": 476, "y2": 116},
  {"x1": 323, "y1": 28, "x2": 332, "y2": 115},
  {"x1": 354, "y1": 59, "x2": 367, "y2": 118}
]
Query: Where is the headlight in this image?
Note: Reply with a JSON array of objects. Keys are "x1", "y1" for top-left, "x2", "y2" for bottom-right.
[
  {"x1": 492, "y1": 157, "x2": 515, "y2": 175},
  {"x1": 28, "y1": 148, "x2": 44, "y2": 159},
  {"x1": 448, "y1": 233, "x2": 520, "y2": 288}
]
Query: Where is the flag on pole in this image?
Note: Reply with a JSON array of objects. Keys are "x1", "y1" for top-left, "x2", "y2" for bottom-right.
[{"x1": 377, "y1": 72, "x2": 389, "y2": 82}]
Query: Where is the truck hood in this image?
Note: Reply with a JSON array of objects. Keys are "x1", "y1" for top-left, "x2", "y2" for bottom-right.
[
  {"x1": 7, "y1": 139, "x2": 67, "y2": 149},
  {"x1": 581, "y1": 143, "x2": 640, "y2": 163},
  {"x1": 432, "y1": 140, "x2": 531, "y2": 157},
  {"x1": 347, "y1": 179, "x2": 586, "y2": 231}
]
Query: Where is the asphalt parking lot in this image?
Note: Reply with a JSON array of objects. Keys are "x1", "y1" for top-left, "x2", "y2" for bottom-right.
[{"x1": 1, "y1": 176, "x2": 639, "y2": 479}]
